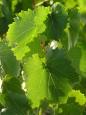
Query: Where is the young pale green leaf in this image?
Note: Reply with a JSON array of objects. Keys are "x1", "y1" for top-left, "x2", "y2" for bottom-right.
[
  {"x1": 69, "y1": 89, "x2": 86, "y2": 105},
  {"x1": 78, "y1": 0, "x2": 86, "y2": 13},
  {"x1": 7, "y1": 6, "x2": 50, "y2": 60},
  {"x1": 24, "y1": 54, "x2": 49, "y2": 107}
]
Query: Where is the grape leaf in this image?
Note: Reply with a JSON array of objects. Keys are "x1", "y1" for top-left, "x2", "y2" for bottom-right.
[
  {"x1": 46, "y1": 49, "x2": 79, "y2": 102},
  {"x1": 78, "y1": 0, "x2": 86, "y2": 13},
  {"x1": 67, "y1": 42, "x2": 86, "y2": 76},
  {"x1": 80, "y1": 48, "x2": 86, "y2": 75},
  {"x1": 24, "y1": 54, "x2": 49, "y2": 107},
  {"x1": 22, "y1": 0, "x2": 33, "y2": 10},
  {"x1": 59, "y1": 100, "x2": 83, "y2": 115},
  {"x1": 7, "y1": 6, "x2": 50, "y2": 60},
  {"x1": 45, "y1": 2, "x2": 67, "y2": 40},
  {"x1": 47, "y1": 49, "x2": 79, "y2": 84},
  {"x1": 0, "y1": 42, "x2": 20, "y2": 77},
  {"x1": 24, "y1": 49, "x2": 79, "y2": 107},
  {"x1": 69, "y1": 89, "x2": 86, "y2": 106},
  {"x1": 67, "y1": 8, "x2": 80, "y2": 49},
  {"x1": 1, "y1": 75, "x2": 29, "y2": 115}
]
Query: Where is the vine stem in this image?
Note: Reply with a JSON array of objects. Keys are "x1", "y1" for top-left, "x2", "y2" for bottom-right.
[{"x1": 32, "y1": 0, "x2": 35, "y2": 8}]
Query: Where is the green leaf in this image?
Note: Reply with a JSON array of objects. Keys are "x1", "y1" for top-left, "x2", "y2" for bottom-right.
[
  {"x1": 67, "y1": 41, "x2": 86, "y2": 76},
  {"x1": 1, "y1": 75, "x2": 29, "y2": 115},
  {"x1": 0, "y1": 42, "x2": 20, "y2": 77},
  {"x1": 47, "y1": 49, "x2": 79, "y2": 84},
  {"x1": 59, "y1": 99, "x2": 83, "y2": 115},
  {"x1": 79, "y1": 47, "x2": 86, "y2": 75},
  {"x1": 65, "y1": 0, "x2": 77, "y2": 9},
  {"x1": 0, "y1": 94, "x2": 6, "y2": 106},
  {"x1": 48, "y1": 75, "x2": 72, "y2": 103},
  {"x1": 46, "y1": 49, "x2": 79, "y2": 102},
  {"x1": 22, "y1": 0, "x2": 33, "y2": 10},
  {"x1": 24, "y1": 50, "x2": 76, "y2": 107},
  {"x1": 78, "y1": 0, "x2": 86, "y2": 13},
  {"x1": 24, "y1": 54, "x2": 49, "y2": 107},
  {"x1": 45, "y1": 2, "x2": 67, "y2": 40},
  {"x1": 1, "y1": 109, "x2": 18, "y2": 115},
  {"x1": 7, "y1": 6, "x2": 50, "y2": 60},
  {"x1": 69, "y1": 89, "x2": 86, "y2": 105},
  {"x1": 67, "y1": 8, "x2": 80, "y2": 49},
  {"x1": 66, "y1": 47, "x2": 81, "y2": 73}
]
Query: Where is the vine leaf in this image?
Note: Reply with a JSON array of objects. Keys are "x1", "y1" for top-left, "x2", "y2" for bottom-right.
[
  {"x1": 24, "y1": 49, "x2": 79, "y2": 107},
  {"x1": 24, "y1": 54, "x2": 49, "y2": 107},
  {"x1": 1, "y1": 75, "x2": 29, "y2": 115},
  {"x1": 67, "y1": 8, "x2": 80, "y2": 49},
  {"x1": 69, "y1": 89, "x2": 86, "y2": 105},
  {"x1": 47, "y1": 49, "x2": 79, "y2": 84},
  {"x1": 67, "y1": 42, "x2": 86, "y2": 76},
  {"x1": 60, "y1": 100, "x2": 83, "y2": 115},
  {"x1": 0, "y1": 42, "x2": 20, "y2": 77},
  {"x1": 45, "y1": 2, "x2": 67, "y2": 40},
  {"x1": 7, "y1": 6, "x2": 50, "y2": 60},
  {"x1": 46, "y1": 49, "x2": 79, "y2": 102}
]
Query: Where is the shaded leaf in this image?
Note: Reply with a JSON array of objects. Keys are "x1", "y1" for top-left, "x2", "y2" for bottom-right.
[
  {"x1": 0, "y1": 42, "x2": 20, "y2": 77},
  {"x1": 45, "y1": 2, "x2": 67, "y2": 40}
]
